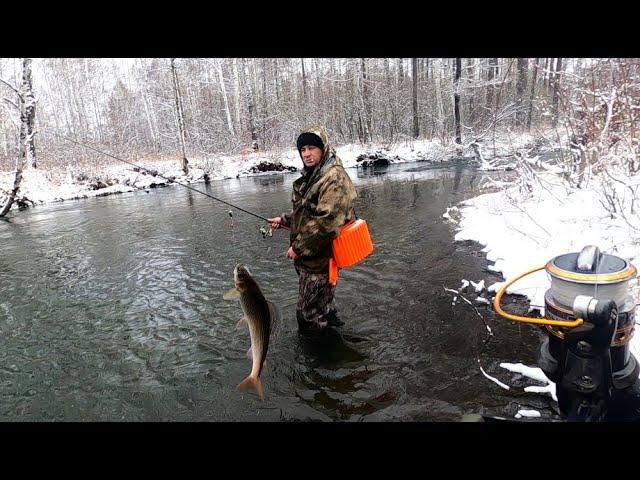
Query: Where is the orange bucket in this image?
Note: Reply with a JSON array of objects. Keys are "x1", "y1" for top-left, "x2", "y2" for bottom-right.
[{"x1": 329, "y1": 219, "x2": 374, "y2": 286}]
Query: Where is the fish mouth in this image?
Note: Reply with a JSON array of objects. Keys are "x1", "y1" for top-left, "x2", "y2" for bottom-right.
[{"x1": 234, "y1": 263, "x2": 251, "y2": 284}]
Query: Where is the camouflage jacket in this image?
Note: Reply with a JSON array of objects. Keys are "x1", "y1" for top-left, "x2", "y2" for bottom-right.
[{"x1": 280, "y1": 128, "x2": 357, "y2": 273}]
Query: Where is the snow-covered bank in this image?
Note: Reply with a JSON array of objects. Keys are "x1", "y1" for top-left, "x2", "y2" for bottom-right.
[
  {"x1": 452, "y1": 165, "x2": 640, "y2": 374},
  {"x1": 1, "y1": 131, "x2": 542, "y2": 211}
]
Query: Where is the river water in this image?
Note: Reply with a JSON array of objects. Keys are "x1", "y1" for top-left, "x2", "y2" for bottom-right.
[{"x1": 0, "y1": 162, "x2": 554, "y2": 421}]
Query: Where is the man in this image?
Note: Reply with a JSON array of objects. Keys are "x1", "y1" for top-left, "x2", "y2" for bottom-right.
[{"x1": 268, "y1": 127, "x2": 357, "y2": 336}]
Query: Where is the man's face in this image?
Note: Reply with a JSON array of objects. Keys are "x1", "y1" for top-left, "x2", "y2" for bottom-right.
[{"x1": 300, "y1": 145, "x2": 323, "y2": 169}]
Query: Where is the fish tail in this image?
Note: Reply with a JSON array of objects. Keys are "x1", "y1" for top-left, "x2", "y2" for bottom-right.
[{"x1": 236, "y1": 375, "x2": 265, "y2": 401}]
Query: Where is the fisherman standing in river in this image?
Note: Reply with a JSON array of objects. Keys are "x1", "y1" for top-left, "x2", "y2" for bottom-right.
[{"x1": 268, "y1": 127, "x2": 357, "y2": 337}]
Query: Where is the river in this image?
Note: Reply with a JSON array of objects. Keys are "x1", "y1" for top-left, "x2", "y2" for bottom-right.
[{"x1": 0, "y1": 162, "x2": 554, "y2": 421}]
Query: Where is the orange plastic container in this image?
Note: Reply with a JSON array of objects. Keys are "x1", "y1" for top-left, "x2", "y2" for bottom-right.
[{"x1": 329, "y1": 219, "x2": 374, "y2": 286}]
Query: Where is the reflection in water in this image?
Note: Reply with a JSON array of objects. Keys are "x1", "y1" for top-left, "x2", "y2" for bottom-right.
[{"x1": 0, "y1": 163, "x2": 543, "y2": 421}]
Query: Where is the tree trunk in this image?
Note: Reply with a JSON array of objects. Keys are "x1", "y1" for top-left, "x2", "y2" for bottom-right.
[
  {"x1": 170, "y1": 58, "x2": 189, "y2": 174},
  {"x1": 301, "y1": 58, "x2": 307, "y2": 100},
  {"x1": 0, "y1": 58, "x2": 35, "y2": 217},
  {"x1": 215, "y1": 59, "x2": 235, "y2": 136},
  {"x1": 543, "y1": 58, "x2": 550, "y2": 91},
  {"x1": 23, "y1": 58, "x2": 36, "y2": 169},
  {"x1": 412, "y1": 57, "x2": 419, "y2": 138},
  {"x1": 485, "y1": 58, "x2": 498, "y2": 114},
  {"x1": 384, "y1": 58, "x2": 391, "y2": 87},
  {"x1": 232, "y1": 58, "x2": 242, "y2": 135},
  {"x1": 240, "y1": 58, "x2": 259, "y2": 150},
  {"x1": 527, "y1": 58, "x2": 540, "y2": 131},
  {"x1": 360, "y1": 58, "x2": 371, "y2": 142},
  {"x1": 552, "y1": 57, "x2": 563, "y2": 127},
  {"x1": 516, "y1": 58, "x2": 528, "y2": 127},
  {"x1": 453, "y1": 58, "x2": 463, "y2": 149},
  {"x1": 434, "y1": 58, "x2": 445, "y2": 141},
  {"x1": 273, "y1": 58, "x2": 280, "y2": 103}
]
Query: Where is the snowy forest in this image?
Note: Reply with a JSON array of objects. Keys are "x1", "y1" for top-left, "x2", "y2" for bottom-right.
[
  {"x1": 0, "y1": 58, "x2": 636, "y2": 167},
  {"x1": 0, "y1": 58, "x2": 639, "y2": 217}
]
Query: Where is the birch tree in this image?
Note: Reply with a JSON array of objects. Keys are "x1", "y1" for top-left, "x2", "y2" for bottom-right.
[
  {"x1": 215, "y1": 58, "x2": 235, "y2": 136},
  {"x1": 0, "y1": 58, "x2": 36, "y2": 217}
]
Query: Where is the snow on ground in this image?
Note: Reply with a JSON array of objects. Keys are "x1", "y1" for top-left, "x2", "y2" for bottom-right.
[{"x1": 1, "y1": 130, "x2": 541, "y2": 210}]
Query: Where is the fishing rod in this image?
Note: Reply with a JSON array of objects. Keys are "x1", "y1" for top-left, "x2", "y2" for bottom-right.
[{"x1": 52, "y1": 131, "x2": 286, "y2": 227}]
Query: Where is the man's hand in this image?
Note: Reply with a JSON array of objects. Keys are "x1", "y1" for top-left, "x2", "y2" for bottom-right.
[
  {"x1": 267, "y1": 217, "x2": 283, "y2": 229},
  {"x1": 286, "y1": 246, "x2": 298, "y2": 260}
]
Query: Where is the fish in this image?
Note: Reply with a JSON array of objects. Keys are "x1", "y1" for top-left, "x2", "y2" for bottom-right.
[{"x1": 223, "y1": 263, "x2": 280, "y2": 401}]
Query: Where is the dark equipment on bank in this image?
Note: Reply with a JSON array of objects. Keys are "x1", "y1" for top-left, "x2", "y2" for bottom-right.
[{"x1": 493, "y1": 245, "x2": 640, "y2": 422}]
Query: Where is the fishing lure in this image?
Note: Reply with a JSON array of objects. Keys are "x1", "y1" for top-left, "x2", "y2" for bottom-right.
[{"x1": 259, "y1": 226, "x2": 273, "y2": 239}]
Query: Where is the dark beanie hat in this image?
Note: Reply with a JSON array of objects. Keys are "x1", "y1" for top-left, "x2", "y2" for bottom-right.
[{"x1": 296, "y1": 132, "x2": 324, "y2": 154}]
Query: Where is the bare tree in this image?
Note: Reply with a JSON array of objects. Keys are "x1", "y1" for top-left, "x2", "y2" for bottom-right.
[
  {"x1": 412, "y1": 58, "x2": 419, "y2": 138},
  {"x1": 215, "y1": 59, "x2": 235, "y2": 137},
  {"x1": 170, "y1": 58, "x2": 188, "y2": 174},
  {"x1": 515, "y1": 58, "x2": 528, "y2": 127},
  {"x1": 453, "y1": 58, "x2": 462, "y2": 150},
  {"x1": 527, "y1": 58, "x2": 540, "y2": 131},
  {"x1": 485, "y1": 58, "x2": 498, "y2": 113},
  {"x1": 552, "y1": 57, "x2": 563, "y2": 127},
  {"x1": 1, "y1": 58, "x2": 36, "y2": 217},
  {"x1": 240, "y1": 58, "x2": 259, "y2": 151},
  {"x1": 301, "y1": 58, "x2": 307, "y2": 100},
  {"x1": 2, "y1": 57, "x2": 637, "y2": 182}
]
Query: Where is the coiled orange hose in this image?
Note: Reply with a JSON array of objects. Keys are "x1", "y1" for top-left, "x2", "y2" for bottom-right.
[{"x1": 493, "y1": 265, "x2": 584, "y2": 328}]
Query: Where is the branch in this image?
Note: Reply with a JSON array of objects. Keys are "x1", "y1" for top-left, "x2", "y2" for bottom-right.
[
  {"x1": 2, "y1": 96, "x2": 20, "y2": 111},
  {"x1": 443, "y1": 286, "x2": 493, "y2": 335},
  {"x1": 0, "y1": 100, "x2": 20, "y2": 130},
  {"x1": 0, "y1": 77, "x2": 21, "y2": 98}
]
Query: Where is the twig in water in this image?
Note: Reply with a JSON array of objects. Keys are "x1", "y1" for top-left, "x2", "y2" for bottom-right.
[{"x1": 444, "y1": 286, "x2": 493, "y2": 336}]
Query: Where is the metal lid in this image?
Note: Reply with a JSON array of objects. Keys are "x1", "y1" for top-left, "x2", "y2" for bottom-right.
[{"x1": 546, "y1": 248, "x2": 637, "y2": 284}]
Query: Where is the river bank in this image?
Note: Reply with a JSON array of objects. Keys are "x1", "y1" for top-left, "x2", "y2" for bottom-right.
[{"x1": 1, "y1": 130, "x2": 544, "y2": 211}]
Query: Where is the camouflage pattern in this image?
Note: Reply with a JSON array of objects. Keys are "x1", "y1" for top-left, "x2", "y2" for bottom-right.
[
  {"x1": 280, "y1": 126, "x2": 357, "y2": 274},
  {"x1": 295, "y1": 270, "x2": 337, "y2": 331}
]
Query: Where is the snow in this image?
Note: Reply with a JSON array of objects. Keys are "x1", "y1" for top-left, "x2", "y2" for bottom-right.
[
  {"x1": 500, "y1": 362, "x2": 557, "y2": 402},
  {"x1": 479, "y1": 364, "x2": 510, "y2": 390},
  {"x1": 470, "y1": 279, "x2": 485, "y2": 293},
  {"x1": 515, "y1": 409, "x2": 541, "y2": 419},
  {"x1": 1, "y1": 131, "x2": 539, "y2": 209}
]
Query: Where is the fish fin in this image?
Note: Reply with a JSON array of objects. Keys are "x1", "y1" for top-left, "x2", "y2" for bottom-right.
[
  {"x1": 267, "y1": 300, "x2": 282, "y2": 340},
  {"x1": 236, "y1": 317, "x2": 247, "y2": 330},
  {"x1": 236, "y1": 375, "x2": 265, "y2": 401},
  {"x1": 223, "y1": 287, "x2": 240, "y2": 300}
]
